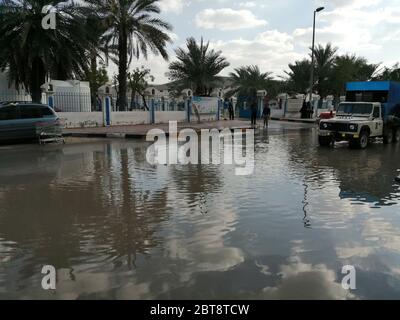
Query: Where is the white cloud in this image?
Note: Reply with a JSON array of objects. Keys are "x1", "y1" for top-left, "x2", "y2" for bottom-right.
[
  {"x1": 318, "y1": 0, "x2": 382, "y2": 9},
  {"x1": 239, "y1": 1, "x2": 257, "y2": 8},
  {"x1": 159, "y1": 0, "x2": 186, "y2": 14},
  {"x1": 293, "y1": 2, "x2": 400, "y2": 66},
  {"x1": 195, "y1": 8, "x2": 268, "y2": 31},
  {"x1": 210, "y1": 30, "x2": 303, "y2": 77}
]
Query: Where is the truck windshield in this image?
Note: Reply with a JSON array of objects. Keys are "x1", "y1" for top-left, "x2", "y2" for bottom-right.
[{"x1": 337, "y1": 103, "x2": 373, "y2": 115}]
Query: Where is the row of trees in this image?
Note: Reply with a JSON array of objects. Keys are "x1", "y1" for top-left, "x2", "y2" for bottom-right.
[
  {"x1": 2, "y1": 0, "x2": 400, "y2": 108},
  {"x1": 168, "y1": 39, "x2": 400, "y2": 104},
  {"x1": 0, "y1": 0, "x2": 172, "y2": 110}
]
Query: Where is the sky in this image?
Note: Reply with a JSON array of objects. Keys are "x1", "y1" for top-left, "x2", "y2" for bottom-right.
[{"x1": 109, "y1": 0, "x2": 400, "y2": 84}]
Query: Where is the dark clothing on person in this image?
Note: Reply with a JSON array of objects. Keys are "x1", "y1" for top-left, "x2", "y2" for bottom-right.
[
  {"x1": 228, "y1": 101, "x2": 234, "y2": 120},
  {"x1": 262, "y1": 105, "x2": 271, "y2": 117},
  {"x1": 300, "y1": 100, "x2": 307, "y2": 119},
  {"x1": 262, "y1": 105, "x2": 271, "y2": 127},
  {"x1": 251, "y1": 111, "x2": 257, "y2": 126},
  {"x1": 250, "y1": 101, "x2": 257, "y2": 126}
]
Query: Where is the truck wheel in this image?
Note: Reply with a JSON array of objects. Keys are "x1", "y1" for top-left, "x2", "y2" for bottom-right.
[
  {"x1": 318, "y1": 136, "x2": 331, "y2": 147},
  {"x1": 383, "y1": 130, "x2": 393, "y2": 144},
  {"x1": 357, "y1": 131, "x2": 369, "y2": 149},
  {"x1": 393, "y1": 129, "x2": 400, "y2": 143}
]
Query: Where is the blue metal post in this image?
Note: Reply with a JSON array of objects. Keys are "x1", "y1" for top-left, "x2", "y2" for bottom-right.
[
  {"x1": 105, "y1": 96, "x2": 111, "y2": 126},
  {"x1": 186, "y1": 98, "x2": 191, "y2": 123},
  {"x1": 217, "y1": 99, "x2": 221, "y2": 121},
  {"x1": 48, "y1": 95, "x2": 54, "y2": 109},
  {"x1": 150, "y1": 98, "x2": 155, "y2": 124}
]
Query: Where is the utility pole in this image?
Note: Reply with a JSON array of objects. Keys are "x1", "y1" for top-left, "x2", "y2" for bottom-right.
[{"x1": 309, "y1": 7, "x2": 325, "y2": 108}]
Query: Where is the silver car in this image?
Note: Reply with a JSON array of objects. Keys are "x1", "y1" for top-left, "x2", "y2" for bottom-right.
[{"x1": 0, "y1": 102, "x2": 63, "y2": 143}]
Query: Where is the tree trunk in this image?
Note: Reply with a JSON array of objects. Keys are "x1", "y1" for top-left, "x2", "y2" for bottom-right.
[
  {"x1": 30, "y1": 57, "x2": 46, "y2": 103},
  {"x1": 141, "y1": 94, "x2": 148, "y2": 110},
  {"x1": 90, "y1": 52, "x2": 97, "y2": 110},
  {"x1": 118, "y1": 23, "x2": 128, "y2": 111}
]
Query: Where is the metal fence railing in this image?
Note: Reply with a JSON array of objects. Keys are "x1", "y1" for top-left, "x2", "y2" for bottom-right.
[
  {"x1": 0, "y1": 91, "x2": 46, "y2": 104},
  {"x1": 1, "y1": 90, "x2": 188, "y2": 113},
  {"x1": 110, "y1": 95, "x2": 186, "y2": 112},
  {"x1": 52, "y1": 92, "x2": 92, "y2": 112}
]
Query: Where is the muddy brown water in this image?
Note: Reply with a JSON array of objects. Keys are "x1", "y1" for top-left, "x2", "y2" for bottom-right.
[{"x1": 0, "y1": 122, "x2": 400, "y2": 299}]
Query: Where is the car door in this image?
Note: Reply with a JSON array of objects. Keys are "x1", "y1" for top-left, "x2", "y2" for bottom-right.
[
  {"x1": 372, "y1": 105, "x2": 383, "y2": 136},
  {"x1": 18, "y1": 105, "x2": 44, "y2": 138},
  {"x1": 0, "y1": 105, "x2": 20, "y2": 140}
]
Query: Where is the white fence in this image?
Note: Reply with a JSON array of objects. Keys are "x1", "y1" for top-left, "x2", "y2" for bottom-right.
[{"x1": 59, "y1": 110, "x2": 188, "y2": 128}]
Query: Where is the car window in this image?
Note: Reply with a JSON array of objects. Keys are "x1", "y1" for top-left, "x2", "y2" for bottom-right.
[
  {"x1": 0, "y1": 106, "x2": 18, "y2": 120},
  {"x1": 40, "y1": 106, "x2": 54, "y2": 116},
  {"x1": 19, "y1": 105, "x2": 43, "y2": 119}
]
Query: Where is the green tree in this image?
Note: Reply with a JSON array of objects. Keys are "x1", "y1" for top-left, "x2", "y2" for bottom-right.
[
  {"x1": 285, "y1": 59, "x2": 312, "y2": 95},
  {"x1": 228, "y1": 65, "x2": 274, "y2": 103},
  {"x1": 127, "y1": 66, "x2": 154, "y2": 110},
  {"x1": 84, "y1": 63, "x2": 109, "y2": 110},
  {"x1": 167, "y1": 37, "x2": 230, "y2": 97},
  {"x1": 0, "y1": 0, "x2": 94, "y2": 102},
  {"x1": 331, "y1": 54, "x2": 379, "y2": 99},
  {"x1": 87, "y1": 0, "x2": 172, "y2": 111},
  {"x1": 312, "y1": 43, "x2": 338, "y2": 99},
  {"x1": 374, "y1": 63, "x2": 400, "y2": 81}
]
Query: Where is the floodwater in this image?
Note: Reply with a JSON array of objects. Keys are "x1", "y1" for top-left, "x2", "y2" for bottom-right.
[{"x1": 0, "y1": 121, "x2": 400, "y2": 299}]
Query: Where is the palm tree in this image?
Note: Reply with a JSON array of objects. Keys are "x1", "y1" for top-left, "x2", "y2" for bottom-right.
[
  {"x1": 312, "y1": 43, "x2": 338, "y2": 99},
  {"x1": 167, "y1": 37, "x2": 230, "y2": 97},
  {"x1": 331, "y1": 54, "x2": 379, "y2": 99},
  {"x1": 373, "y1": 63, "x2": 400, "y2": 81},
  {"x1": 87, "y1": 0, "x2": 172, "y2": 111},
  {"x1": 127, "y1": 66, "x2": 154, "y2": 110},
  {"x1": 228, "y1": 65, "x2": 274, "y2": 103},
  {"x1": 0, "y1": 0, "x2": 94, "y2": 102},
  {"x1": 285, "y1": 59, "x2": 312, "y2": 94}
]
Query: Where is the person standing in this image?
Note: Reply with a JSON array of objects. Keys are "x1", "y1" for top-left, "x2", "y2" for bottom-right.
[
  {"x1": 300, "y1": 100, "x2": 307, "y2": 119},
  {"x1": 228, "y1": 98, "x2": 234, "y2": 120},
  {"x1": 223, "y1": 97, "x2": 229, "y2": 120},
  {"x1": 250, "y1": 99, "x2": 257, "y2": 127},
  {"x1": 262, "y1": 102, "x2": 271, "y2": 128}
]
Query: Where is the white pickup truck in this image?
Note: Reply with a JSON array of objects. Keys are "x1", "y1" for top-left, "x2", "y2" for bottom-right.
[{"x1": 318, "y1": 81, "x2": 400, "y2": 149}]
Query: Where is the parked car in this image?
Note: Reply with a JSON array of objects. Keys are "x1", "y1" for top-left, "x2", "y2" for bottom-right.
[{"x1": 0, "y1": 102, "x2": 63, "y2": 143}]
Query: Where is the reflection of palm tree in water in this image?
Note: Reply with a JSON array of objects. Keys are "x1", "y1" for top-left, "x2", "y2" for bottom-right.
[
  {"x1": 116, "y1": 148, "x2": 168, "y2": 270},
  {"x1": 302, "y1": 180, "x2": 311, "y2": 228}
]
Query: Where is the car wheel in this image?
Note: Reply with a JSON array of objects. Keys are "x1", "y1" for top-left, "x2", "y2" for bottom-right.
[
  {"x1": 318, "y1": 135, "x2": 332, "y2": 147},
  {"x1": 383, "y1": 130, "x2": 393, "y2": 144},
  {"x1": 357, "y1": 131, "x2": 369, "y2": 149},
  {"x1": 393, "y1": 128, "x2": 400, "y2": 143}
]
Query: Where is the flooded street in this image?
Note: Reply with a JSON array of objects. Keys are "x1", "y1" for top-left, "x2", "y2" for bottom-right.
[{"x1": 1, "y1": 121, "x2": 400, "y2": 299}]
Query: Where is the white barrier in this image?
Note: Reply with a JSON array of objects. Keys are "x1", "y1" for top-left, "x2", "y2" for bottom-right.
[
  {"x1": 112, "y1": 111, "x2": 149, "y2": 126},
  {"x1": 59, "y1": 112, "x2": 103, "y2": 128},
  {"x1": 155, "y1": 111, "x2": 186, "y2": 123},
  {"x1": 59, "y1": 111, "x2": 188, "y2": 128}
]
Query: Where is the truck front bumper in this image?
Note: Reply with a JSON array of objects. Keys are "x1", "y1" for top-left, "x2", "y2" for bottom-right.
[{"x1": 319, "y1": 130, "x2": 359, "y2": 141}]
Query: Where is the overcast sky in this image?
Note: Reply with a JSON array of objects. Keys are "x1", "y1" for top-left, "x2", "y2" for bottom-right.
[{"x1": 108, "y1": 0, "x2": 400, "y2": 84}]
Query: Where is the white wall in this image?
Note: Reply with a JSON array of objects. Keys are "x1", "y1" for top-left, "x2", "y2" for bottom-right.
[
  {"x1": 59, "y1": 112, "x2": 103, "y2": 128},
  {"x1": 155, "y1": 111, "x2": 186, "y2": 123},
  {"x1": 60, "y1": 110, "x2": 209, "y2": 128},
  {"x1": 271, "y1": 108, "x2": 284, "y2": 118},
  {"x1": 112, "y1": 111, "x2": 149, "y2": 126}
]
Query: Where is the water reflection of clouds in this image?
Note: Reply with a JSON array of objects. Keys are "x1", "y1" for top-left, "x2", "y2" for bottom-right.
[
  {"x1": 164, "y1": 205, "x2": 244, "y2": 283},
  {"x1": 261, "y1": 241, "x2": 354, "y2": 300}
]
